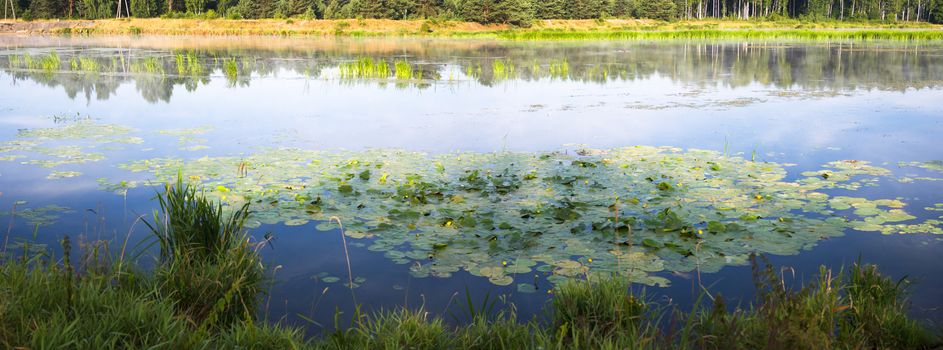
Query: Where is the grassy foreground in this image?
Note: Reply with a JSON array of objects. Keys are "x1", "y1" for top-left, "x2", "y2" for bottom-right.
[
  {"x1": 0, "y1": 179, "x2": 939, "y2": 349},
  {"x1": 1, "y1": 18, "x2": 942, "y2": 41}
]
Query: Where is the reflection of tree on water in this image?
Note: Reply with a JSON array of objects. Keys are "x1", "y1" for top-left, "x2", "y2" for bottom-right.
[{"x1": 2, "y1": 42, "x2": 942, "y2": 103}]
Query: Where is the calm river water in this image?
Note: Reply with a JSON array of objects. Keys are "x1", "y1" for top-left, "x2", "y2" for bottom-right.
[{"x1": 1, "y1": 36, "x2": 941, "y2": 331}]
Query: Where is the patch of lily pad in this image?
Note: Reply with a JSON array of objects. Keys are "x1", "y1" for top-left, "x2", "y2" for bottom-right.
[
  {"x1": 114, "y1": 146, "x2": 943, "y2": 288},
  {"x1": 96, "y1": 178, "x2": 140, "y2": 196},
  {"x1": 0, "y1": 203, "x2": 74, "y2": 227},
  {"x1": 23, "y1": 146, "x2": 105, "y2": 168},
  {"x1": 158, "y1": 126, "x2": 212, "y2": 151},
  {"x1": 46, "y1": 171, "x2": 83, "y2": 180},
  {"x1": 17, "y1": 121, "x2": 135, "y2": 142},
  {"x1": 0, "y1": 121, "x2": 145, "y2": 178},
  {"x1": 311, "y1": 272, "x2": 366, "y2": 289},
  {"x1": 906, "y1": 160, "x2": 943, "y2": 173}
]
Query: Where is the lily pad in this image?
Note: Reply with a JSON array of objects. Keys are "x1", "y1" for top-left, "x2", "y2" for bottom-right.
[{"x1": 106, "y1": 145, "x2": 942, "y2": 288}]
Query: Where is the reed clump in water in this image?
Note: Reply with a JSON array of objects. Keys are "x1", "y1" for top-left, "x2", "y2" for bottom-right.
[
  {"x1": 146, "y1": 175, "x2": 264, "y2": 328},
  {"x1": 0, "y1": 176, "x2": 294, "y2": 348},
  {"x1": 222, "y1": 58, "x2": 239, "y2": 81},
  {"x1": 339, "y1": 57, "x2": 392, "y2": 79}
]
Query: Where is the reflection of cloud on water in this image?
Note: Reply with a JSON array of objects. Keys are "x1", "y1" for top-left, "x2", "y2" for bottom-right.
[{"x1": 10, "y1": 176, "x2": 101, "y2": 198}]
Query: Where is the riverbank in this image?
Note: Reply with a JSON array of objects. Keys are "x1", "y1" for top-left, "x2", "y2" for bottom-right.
[
  {"x1": 1, "y1": 18, "x2": 942, "y2": 40},
  {"x1": 2, "y1": 248, "x2": 938, "y2": 349}
]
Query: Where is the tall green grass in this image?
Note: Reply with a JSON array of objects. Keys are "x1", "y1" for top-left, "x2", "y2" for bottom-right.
[
  {"x1": 316, "y1": 260, "x2": 938, "y2": 349},
  {"x1": 492, "y1": 59, "x2": 515, "y2": 80},
  {"x1": 682, "y1": 256, "x2": 938, "y2": 350},
  {"x1": 148, "y1": 175, "x2": 250, "y2": 262},
  {"x1": 146, "y1": 175, "x2": 263, "y2": 328},
  {"x1": 394, "y1": 60, "x2": 412, "y2": 80},
  {"x1": 8, "y1": 53, "x2": 63, "y2": 72},
  {"x1": 223, "y1": 58, "x2": 239, "y2": 81},
  {"x1": 0, "y1": 175, "x2": 294, "y2": 348},
  {"x1": 0, "y1": 261, "x2": 307, "y2": 348},
  {"x1": 339, "y1": 57, "x2": 392, "y2": 79},
  {"x1": 130, "y1": 57, "x2": 165, "y2": 75},
  {"x1": 1, "y1": 242, "x2": 937, "y2": 349}
]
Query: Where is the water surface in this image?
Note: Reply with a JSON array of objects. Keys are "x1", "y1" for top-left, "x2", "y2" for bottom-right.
[{"x1": 1, "y1": 36, "x2": 942, "y2": 331}]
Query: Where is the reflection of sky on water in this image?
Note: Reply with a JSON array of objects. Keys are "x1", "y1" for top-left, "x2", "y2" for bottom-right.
[
  {"x1": 3, "y1": 70, "x2": 942, "y2": 167},
  {"x1": 1, "y1": 38, "x2": 942, "y2": 331}
]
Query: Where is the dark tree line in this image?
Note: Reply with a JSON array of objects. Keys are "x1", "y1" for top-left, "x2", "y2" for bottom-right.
[{"x1": 9, "y1": 0, "x2": 943, "y2": 24}]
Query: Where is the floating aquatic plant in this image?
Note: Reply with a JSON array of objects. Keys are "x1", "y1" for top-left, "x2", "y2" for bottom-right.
[
  {"x1": 0, "y1": 204, "x2": 73, "y2": 227},
  {"x1": 115, "y1": 146, "x2": 942, "y2": 287},
  {"x1": 0, "y1": 121, "x2": 145, "y2": 176},
  {"x1": 5, "y1": 121, "x2": 940, "y2": 287},
  {"x1": 158, "y1": 126, "x2": 212, "y2": 151},
  {"x1": 46, "y1": 171, "x2": 82, "y2": 180},
  {"x1": 17, "y1": 121, "x2": 136, "y2": 142}
]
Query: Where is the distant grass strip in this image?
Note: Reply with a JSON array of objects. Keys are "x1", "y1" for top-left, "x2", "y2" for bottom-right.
[
  {"x1": 13, "y1": 18, "x2": 941, "y2": 41},
  {"x1": 475, "y1": 29, "x2": 943, "y2": 41}
]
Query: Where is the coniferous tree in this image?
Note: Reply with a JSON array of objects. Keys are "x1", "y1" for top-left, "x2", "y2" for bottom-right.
[
  {"x1": 535, "y1": 0, "x2": 567, "y2": 18},
  {"x1": 130, "y1": 0, "x2": 158, "y2": 16},
  {"x1": 384, "y1": 0, "x2": 439, "y2": 18},
  {"x1": 184, "y1": 0, "x2": 205, "y2": 13},
  {"x1": 413, "y1": 0, "x2": 440, "y2": 17},
  {"x1": 216, "y1": 0, "x2": 237, "y2": 15},
  {"x1": 441, "y1": 0, "x2": 462, "y2": 16},
  {"x1": 568, "y1": 0, "x2": 605, "y2": 18},
  {"x1": 29, "y1": 0, "x2": 64, "y2": 18},
  {"x1": 637, "y1": 0, "x2": 676, "y2": 19},
  {"x1": 275, "y1": 0, "x2": 316, "y2": 17},
  {"x1": 462, "y1": 0, "x2": 533, "y2": 24},
  {"x1": 608, "y1": 0, "x2": 637, "y2": 17},
  {"x1": 321, "y1": 0, "x2": 346, "y2": 18},
  {"x1": 931, "y1": 0, "x2": 943, "y2": 22},
  {"x1": 237, "y1": 0, "x2": 274, "y2": 17},
  {"x1": 347, "y1": 0, "x2": 390, "y2": 18}
]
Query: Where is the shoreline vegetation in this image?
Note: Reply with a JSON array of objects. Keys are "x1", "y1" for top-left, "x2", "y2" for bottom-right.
[
  {"x1": 0, "y1": 177, "x2": 939, "y2": 349},
  {"x1": 0, "y1": 18, "x2": 942, "y2": 40}
]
